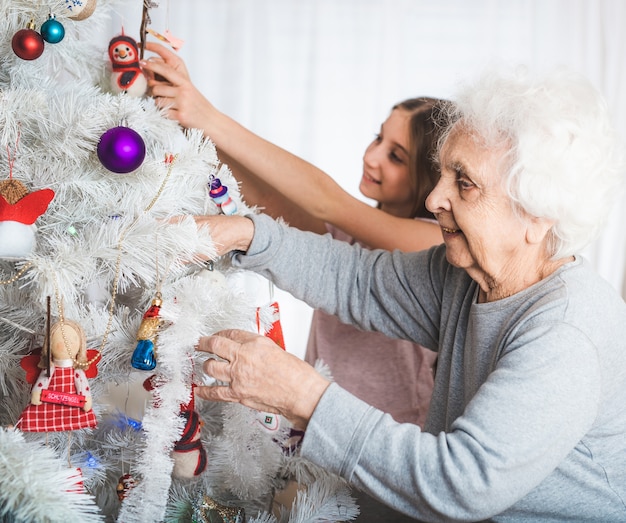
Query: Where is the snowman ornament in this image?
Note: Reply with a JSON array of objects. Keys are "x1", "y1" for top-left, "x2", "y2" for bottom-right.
[{"x1": 108, "y1": 34, "x2": 147, "y2": 97}]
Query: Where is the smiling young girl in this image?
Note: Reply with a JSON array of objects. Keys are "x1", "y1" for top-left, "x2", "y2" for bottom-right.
[{"x1": 142, "y1": 42, "x2": 444, "y2": 521}]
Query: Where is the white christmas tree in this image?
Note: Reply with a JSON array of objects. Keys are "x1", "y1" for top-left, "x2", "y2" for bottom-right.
[{"x1": 0, "y1": 0, "x2": 357, "y2": 521}]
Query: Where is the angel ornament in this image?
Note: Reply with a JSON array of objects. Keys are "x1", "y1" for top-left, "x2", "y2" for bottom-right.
[{"x1": 18, "y1": 319, "x2": 99, "y2": 432}]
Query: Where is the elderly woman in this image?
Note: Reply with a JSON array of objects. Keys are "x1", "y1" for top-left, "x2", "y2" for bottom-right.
[{"x1": 195, "y1": 68, "x2": 626, "y2": 522}]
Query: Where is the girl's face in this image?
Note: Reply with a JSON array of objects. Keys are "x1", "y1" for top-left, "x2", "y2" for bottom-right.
[{"x1": 360, "y1": 108, "x2": 415, "y2": 217}]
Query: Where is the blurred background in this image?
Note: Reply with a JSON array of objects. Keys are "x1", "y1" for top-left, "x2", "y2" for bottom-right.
[{"x1": 104, "y1": 0, "x2": 626, "y2": 359}]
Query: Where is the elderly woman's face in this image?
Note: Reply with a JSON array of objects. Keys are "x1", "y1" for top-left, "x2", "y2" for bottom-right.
[{"x1": 426, "y1": 127, "x2": 530, "y2": 290}]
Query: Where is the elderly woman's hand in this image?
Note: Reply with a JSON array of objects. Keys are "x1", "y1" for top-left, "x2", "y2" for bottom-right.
[
  {"x1": 196, "y1": 329, "x2": 331, "y2": 430},
  {"x1": 194, "y1": 214, "x2": 255, "y2": 256}
]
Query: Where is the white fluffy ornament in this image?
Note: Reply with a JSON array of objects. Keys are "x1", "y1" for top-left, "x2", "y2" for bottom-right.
[
  {"x1": 194, "y1": 261, "x2": 228, "y2": 289},
  {"x1": 0, "y1": 179, "x2": 54, "y2": 259},
  {"x1": 0, "y1": 221, "x2": 36, "y2": 258}
]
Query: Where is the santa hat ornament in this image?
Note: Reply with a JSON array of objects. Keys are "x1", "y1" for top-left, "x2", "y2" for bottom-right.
[{"x1": 0, "y1": 178, "x2": 54, "y2": 259}]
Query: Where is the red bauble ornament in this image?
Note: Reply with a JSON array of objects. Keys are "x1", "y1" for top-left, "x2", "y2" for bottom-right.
[{"x1": 12, "y1": 22, "x2": 45, "y2": 61}]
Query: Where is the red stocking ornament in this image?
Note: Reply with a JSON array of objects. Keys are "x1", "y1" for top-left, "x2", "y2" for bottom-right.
[{"x1": 254, "y1": 302, "x2": 286, "y2": 431}]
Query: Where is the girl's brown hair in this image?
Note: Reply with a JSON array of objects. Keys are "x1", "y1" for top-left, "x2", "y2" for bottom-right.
[{"x1": 392, "y1": 97, "x2": 444, "y2": 219}]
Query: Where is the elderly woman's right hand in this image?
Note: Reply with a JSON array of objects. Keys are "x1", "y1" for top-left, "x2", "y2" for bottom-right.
[
  {"x1": 195, "y1": 214, "x2": 255, "y2": 256},
  {"x1": 196, "y1": 329, "x2": 331, "y2": 430}
]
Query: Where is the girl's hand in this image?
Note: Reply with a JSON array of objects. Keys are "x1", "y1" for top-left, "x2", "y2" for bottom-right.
[{"x1": 141, "y1": 42, "x2": 216, "y2": 132}]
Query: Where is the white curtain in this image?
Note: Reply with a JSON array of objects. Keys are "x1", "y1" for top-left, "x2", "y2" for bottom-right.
[{"x1": 107, "y1": 0, "x2": 626, "y2": 357}]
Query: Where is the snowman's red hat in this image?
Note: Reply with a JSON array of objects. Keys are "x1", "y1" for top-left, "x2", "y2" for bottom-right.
[{"x1": 108, "y1": 34, "x2": 139, "y2": 63}]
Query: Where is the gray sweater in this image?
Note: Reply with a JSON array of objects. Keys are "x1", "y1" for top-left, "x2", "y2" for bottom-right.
[{"x1": 231, "y1": 214, "x2": 626, "y2": 522}]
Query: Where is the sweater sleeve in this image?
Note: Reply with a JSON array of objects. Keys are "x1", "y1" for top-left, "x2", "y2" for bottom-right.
[
  {"x1": 231, "y1": 213, "x2": 442, "y2": 349},
  {"x1": 231, "y1": 214, "x2": 606, "y2": 521},
  {"x1": 301, "y1": 325, "x2": 601, "y2": 522}
]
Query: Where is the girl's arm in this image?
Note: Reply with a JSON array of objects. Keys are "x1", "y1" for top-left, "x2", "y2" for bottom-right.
[{"x1": 142, "y1": 43, "x2": 441, "y2": 251}]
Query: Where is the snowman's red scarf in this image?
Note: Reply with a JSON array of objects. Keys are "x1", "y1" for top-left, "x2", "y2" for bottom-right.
[
  {"x1": 173, "y1": 410, "x2": 207, "y2": 476},
  {"x1": 112, "y1": 60, "x2": 140, "y2": 72}
]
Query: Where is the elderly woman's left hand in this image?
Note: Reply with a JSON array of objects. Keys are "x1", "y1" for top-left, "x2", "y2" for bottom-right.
[
  {"x1": 194, "y1": 214, "x2": 255, "y2": 256},
  {"x1": 196, "y1": 329, "x2": 331, "y2": 429}
]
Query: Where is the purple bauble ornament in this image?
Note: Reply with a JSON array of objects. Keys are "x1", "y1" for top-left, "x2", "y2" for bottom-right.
[{"x1": 97, "y1": 126, "x2": 146, "y2": 173}]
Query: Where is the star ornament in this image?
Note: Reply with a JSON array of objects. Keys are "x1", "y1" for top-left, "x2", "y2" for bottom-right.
[{"x1": 0, "y1": 188, "x2": 54, "y2": 224}]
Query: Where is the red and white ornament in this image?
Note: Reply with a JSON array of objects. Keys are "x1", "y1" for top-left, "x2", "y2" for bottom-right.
[
  {"x1": 67, "y1": 467, "x2": 85, "y2": 494},
  {"x1": 171, "y1": 385, "x2": 207, "y2": 479},
  {"x1": 108, "y1": 34, "x2": 147, "y2": 97},
  {"x1": 254, "y1": 302, "x2": 286, "y2": 432},
  {"x1": 255, "y1": 412, "x2": 280, "y2": 432}
]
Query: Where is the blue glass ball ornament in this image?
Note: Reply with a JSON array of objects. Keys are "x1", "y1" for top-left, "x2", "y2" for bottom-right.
[
  {"x1": 97, "y1": 126, "x2": 146, "y2": 173},
  {"x1": 41, "y1": 15, "x2": 65, "y2": 44}
]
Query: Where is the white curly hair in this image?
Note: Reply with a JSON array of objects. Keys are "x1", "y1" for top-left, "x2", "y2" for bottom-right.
[{"x1": 438, "y1": 66, "x2": 625, "y2": 258}]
